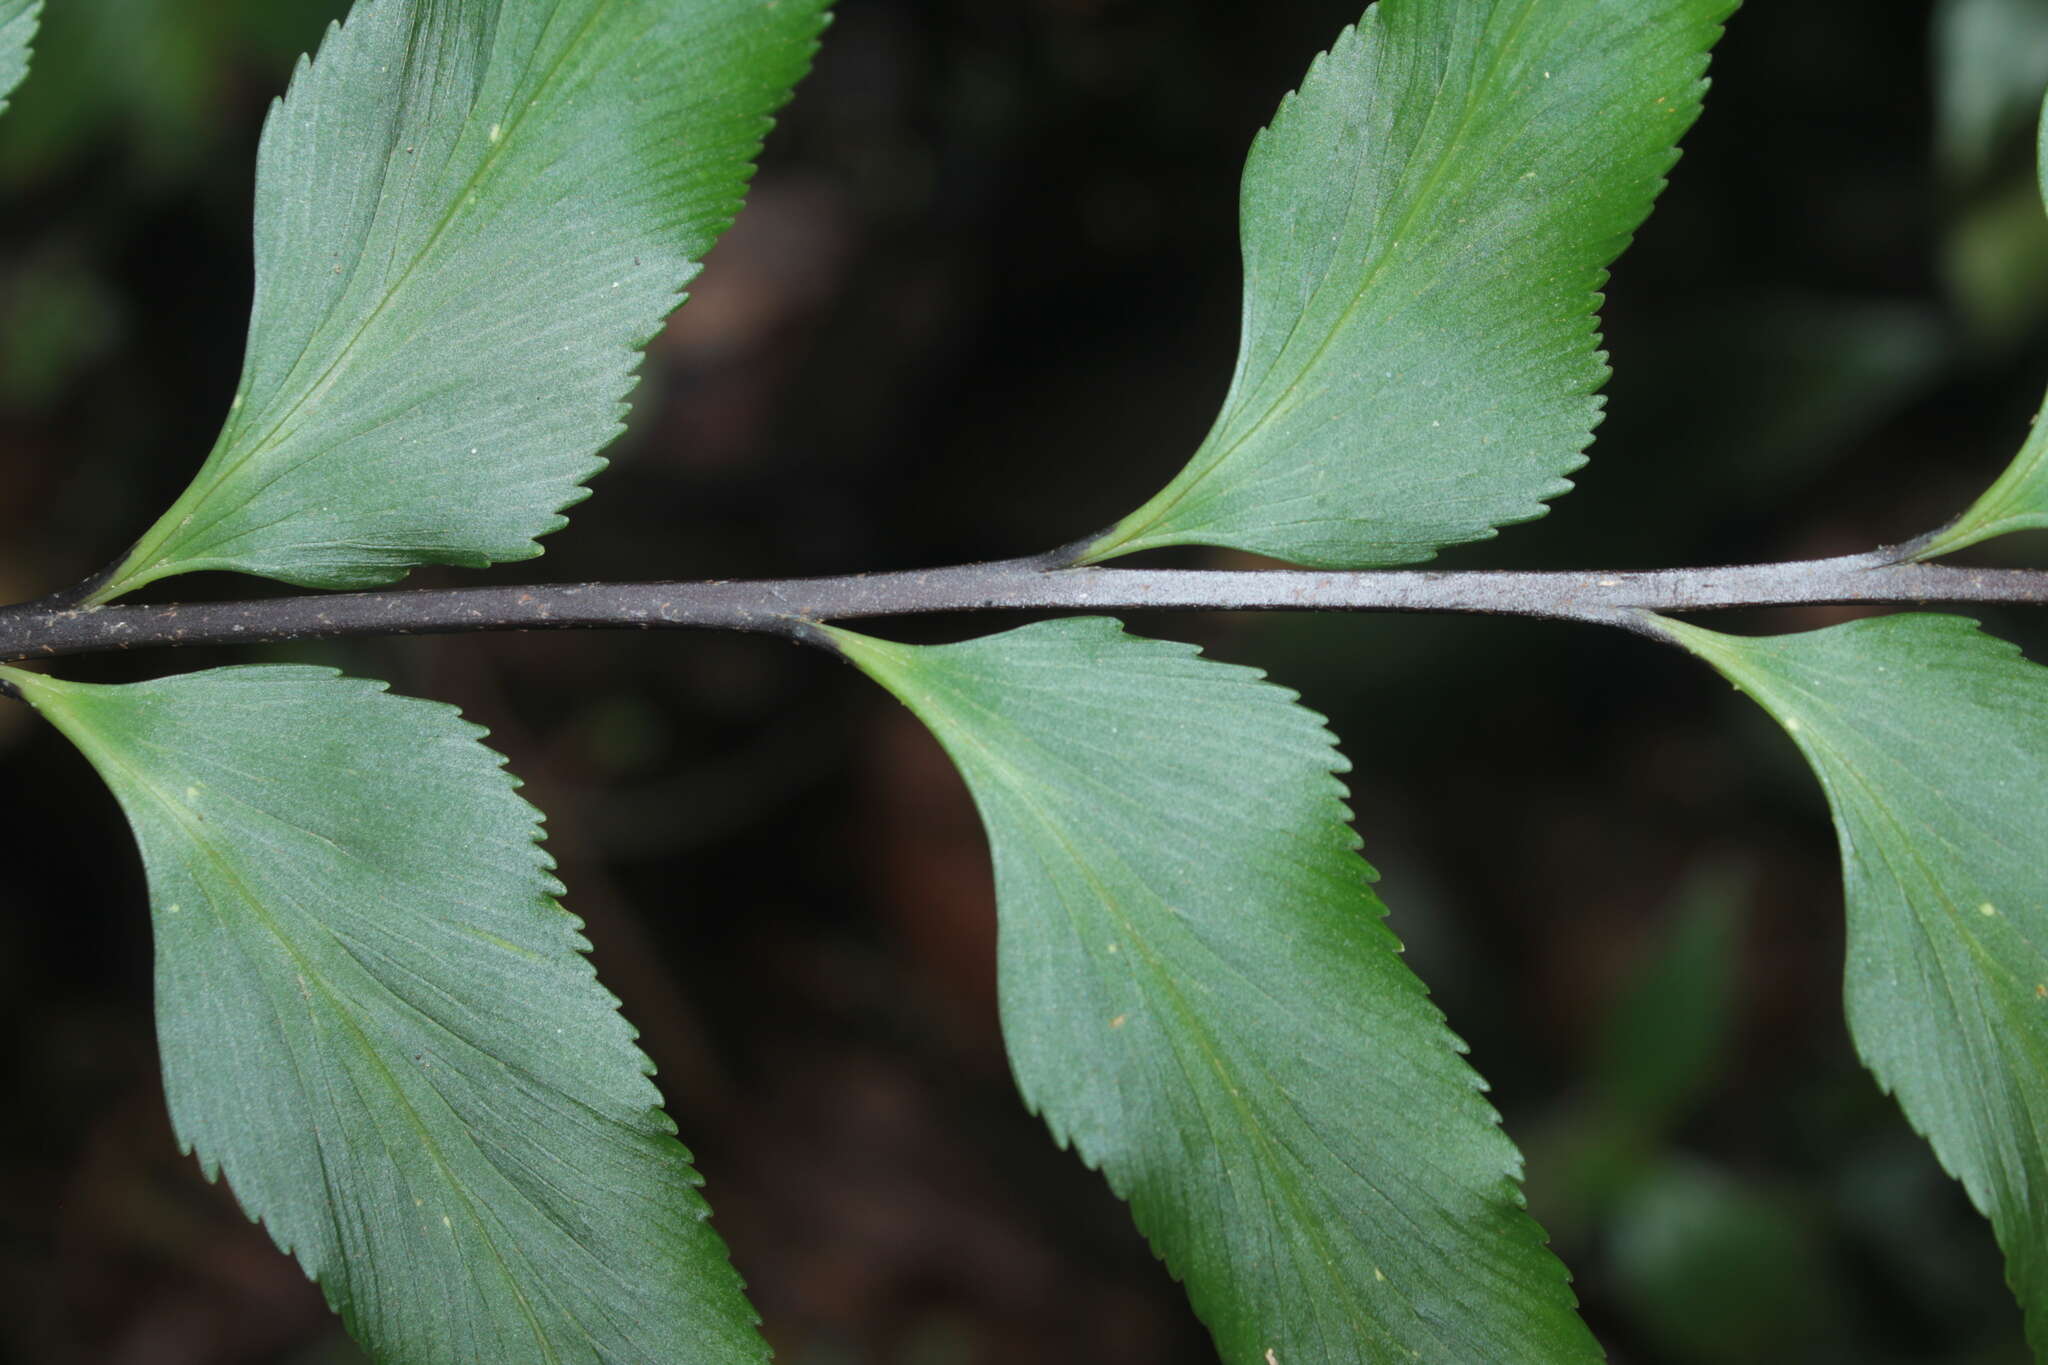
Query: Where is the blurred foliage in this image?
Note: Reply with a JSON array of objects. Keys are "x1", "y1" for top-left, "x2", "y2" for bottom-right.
[
  {"x1": 1591, "y1": 899, "x2": 1855, "y2": 1364},
  {"x1": 1936, "y1": 0, "x2": 2048, "y2": 349},
  {"x1": 0, "y1": 0, "x2": 345, "y2": 189},
  {"x1": 4, "y1": 1, "x2": 2048, "y2": 1362},
  {"x1": 1935, "y1": 0, "x2": 2048, "y2": 190},
  {"x1": 1606, "y1": 1158, "x2": 1845, "y2": 1364}
]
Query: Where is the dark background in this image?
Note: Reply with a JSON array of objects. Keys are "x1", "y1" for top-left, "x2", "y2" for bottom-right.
[{"x1": 2, "y1": 0, "x2": 2046, "y2": 1361}]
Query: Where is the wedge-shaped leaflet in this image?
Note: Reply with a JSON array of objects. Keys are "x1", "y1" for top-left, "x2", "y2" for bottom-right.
[
  {"x1": 1913, "y1": 104, "x2": 2048, "y2": 559},
  {"x1": 1914, "y1": 99, "x2": 2048, "y2": 558},
  {"x1": 93, "y1": 0, "x2": 826, "y2": 600},
  {"x1": 831, "y1": 618, "x2": 1597, "y2": 1365},
  {"x1": 0, "y1": 0, "x2": 38, "y2": 115},
  {"x1": 1655, "y1": 614, "x2": 2048, "y2": 1347},
  {"x1": 1916, "y1": 376, "x2": 2048, "y2": 557},
  {"x1": 2, "y1": 663, "x2": 764, "y2": 1365},
  {"x1": 1079, "y1": 0, "x2": 1732, "y2": 569}
]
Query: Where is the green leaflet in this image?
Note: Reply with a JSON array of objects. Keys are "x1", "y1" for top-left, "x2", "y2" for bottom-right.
[
  {"x1": 830, "y1": 618, "x2": 1597, "y2": 1365},
  {"x1": 1079, "y1": 0, "x2": 1733, "y2": 569},
  {"x1": 92, "y1": 0, "x2": 826, "y2": 601},
  {"x1": 1654, "y1": 614, "x2": 2048, "y2": 1349},
  {"x1": 0, "y1": 0, "x2": 39, "y2": 115},
  {"x1": 1919, "y1": 377, "x2": 2048, "y2": 558},
  {"x1": 2, "y1": 663, "x2": 765, "y2": 1365},
  {"x1": 1917, "y1": 99, "x2": 2048, "y2": 559}
]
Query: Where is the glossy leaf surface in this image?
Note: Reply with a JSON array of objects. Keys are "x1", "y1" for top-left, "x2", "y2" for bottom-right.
[
  {"x1": 832, "y1": 618, "x2": 1597, "y2": 1364},
  {"x1": 1657, "y1": 614, "x2": 2048, "y2": 1347},
  {"x1": 0, "y1": 0, "x2": 38, "y2": 115},
  {"x1": 3, "y1": 663, "x2": 765, "y2": 1364},
  {"x1": 96, "y1": 0, "x2": 825, "y2": 599},
  {"x1": 1081, "y1": 0, "x2": 1733, "y2": 569}
]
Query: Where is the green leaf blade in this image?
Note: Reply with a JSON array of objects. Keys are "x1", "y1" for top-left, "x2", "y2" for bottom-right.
[
  {"x1": 1654, "y1": 613, "x2": 2048, "y2": 1348},
  {"x1": 6, "y1": 663, "x2": 765, "y2": 1365},
  {"x1": 99, "y1": 0, "x2": 826, "y2": 599},
  {"x1": 0, "y1": 0, "x2": 40, "y2": 116},
  {"x1": 832, "y1": 618, "x2": 1597, "y2": 1365},
  {"x1": 1081, "y1": 0, "x2": 1734, "y2": 569}
]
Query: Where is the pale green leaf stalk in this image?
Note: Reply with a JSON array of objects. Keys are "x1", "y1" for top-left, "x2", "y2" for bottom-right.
[
  {"x1": 92, "y1": 0, "x2": 827, "y2": 601},
  {"x1": 1080, "y1": 0, "x2": 1735, "y2": 570},
  {"x1": 1652, "y1": 613, "x2": 2048, "y2": 1349},
  {"x1": 830, "y1": 618, "x2": 1599, "y2": 1365},
  {"x1": 0, "y1": 0, "x2": 40, "y2": 116},
  {"x1": 0, "y1": 662, "x2": 767, "y2": 1365}
]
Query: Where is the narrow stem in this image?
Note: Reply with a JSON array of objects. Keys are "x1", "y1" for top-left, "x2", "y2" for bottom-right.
[{"x1": 0, "y1": 549, "x2": 2043, "y2": 662}]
